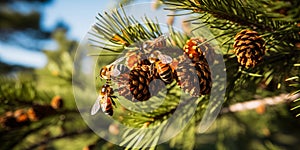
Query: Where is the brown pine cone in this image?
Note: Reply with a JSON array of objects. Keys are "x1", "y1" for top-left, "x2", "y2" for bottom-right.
[
  {"x1": 14, "y1": 109, "x2": 29, "y2": 123},
  {"x1": 194, "y1": 59, "x2": 212, "y2": 95},
  {"x1": 116, "y1": 73, "x2": 134, "y2": 101},
  {"x1": 27, "y1": 105, "x2": 55, "y2": 121},
  {"x1": 51, "y1": 96, "x2": 63, "y2": 110},
  {"x1": 129, "y1": 67, "x2": 151, "y2": 101},
  {"x1": 148, "y1": 79, "x2": 165, "y2": 97},
  {"x1": 0, "y1": 116, "x2": 18, "y2": 129},
  {"x1": 183, "y1": 37, "x2": 216, "y2": 64},
  {"x1": 233, "y1": 29, "x2": 266, "y2": 68},
  {"x1": 176, "y1": 55, "x2": 212, "y2": 96}
]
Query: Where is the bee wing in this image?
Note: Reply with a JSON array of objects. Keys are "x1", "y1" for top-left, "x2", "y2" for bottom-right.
[
  {"x1": 111, "y1": 67, "x2": 121, "y2": 77},
  {"x1": 111, "y1": 56, "x2": 126, "y2": 65},
  {"x1": 161, "y1": 33, "x2": 170, "y2": 39},
  {"x1": 154, "y1": 34, "x2": 169, "y2": 44},
  {"x1": 158, "y1": 54, "x2": 173, "y2": 64},
  {"x1": 100, "y1": 94, "x2": 108, "y2": 112},
  {"x1": 91, "y1": 95, "x2": 101, "y2": 115},
  {"x1": 144, "y1": 34, "x2": 169, "y2": 49},
  {"x1": 111, "y1": 97, "x2": 117, "y2": 107}
]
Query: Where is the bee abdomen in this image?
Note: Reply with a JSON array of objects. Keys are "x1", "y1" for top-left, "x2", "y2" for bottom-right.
[
  {"x1": 104, "y1": 108, "x2": 113, "y2": 116},
  {"x1": 102, "y1": 103, "x2": 113, "y2": 116},
  {"x1": 115, "y1": 64, "x2": 130, "y2": 74},
  {"x1": 156, "y1": 61, "x2": 173, "y2": 84}
]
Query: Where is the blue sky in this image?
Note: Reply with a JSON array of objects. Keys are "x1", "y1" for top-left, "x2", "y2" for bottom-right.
[
  {"x1": 42, "y1": 0, "x2": 112, "y2": 41},
  {"x1": 0, "y1": 0, "x2": 172, "y2": 68},
  {"x1": 0, "y1": 0, "x2": 111, "y2": 68}
]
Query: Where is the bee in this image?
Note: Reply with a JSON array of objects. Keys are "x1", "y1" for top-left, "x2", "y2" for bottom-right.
[
  {"x1": 134, "y1": 34, "x2": 174, "y2": 84},
  {"x1": 99, "y1": 64, "x2": 129, "y2": 79},
  {"x1": 123, "y1": 34, "x2": 172, "y2": 67},
  {"x1": 148, "y1": 50, "x2": 174, "y2": 84},
  {"x1": 145, "y1": 34, "x2": 173, "y2": 65},
  {"x1": 91, "y1": 81, "x2": 116, "y2": 116},
  {"x1": 101, "y1": 34, "x2": 174, "y2": 81},
  {"x1": 150, "y1": 58, "x2": 174, "y2": 84},
  {"x1": 149, "y1": 50, "x2": 173, "y2": 64},
  {"x1": 142, "y1": 34, "x2": 169, "y2": 52},
  {"x1": 99, "y1": 55, "x2": 130, "y2": 80}
]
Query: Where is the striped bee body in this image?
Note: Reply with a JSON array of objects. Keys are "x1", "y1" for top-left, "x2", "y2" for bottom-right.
[
  {"x1": 99, "y1": 64, "x2": 129, "y2": 80},
  {"x1": 114, "y1": 64, "x2": 130, "y2": 74},
  {"x1": 91, "y1": 82, "x2": 116, "y2": 116},
  {"x1": 142, "y1": 34, "x2": 168, "y2": 53},
  {"x1": 99, "y1": 65, "x2": 114, "y2": 79},
  {"x1": 100, "y1": 97, "x2": 114, "y2": 116},
  {"x1": 151, "y1": 60, "x2": 174, "y2": 84}
]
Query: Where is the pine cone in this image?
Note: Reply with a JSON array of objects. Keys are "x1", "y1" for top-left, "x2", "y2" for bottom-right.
[
  {"x1": 149, "y1": 79, "x2": 165, "y2": 97},
  {"x1": 176, "y1": 55, "x2": 212, "y2": 96},
  {"x1": 125, "y1": 51, "x2": 148, "y2": 70},
  {"x1": 51, "y1": 96, "x2": 63, "y2": 110},
  {"x1": 115, "y1": 66, "x2": 152, "y2": 102},
  {"x1": 116, "y1": 58, "x2": 151, "y2": 102},
  {"x1": 14, "y1": 109, "x2": 29, "y2": 123},
  {"x1": 0, "y1": 110, "x2": 29, "y2": 128},
  {"x1": 0, "y1": 116, "x2": 18, "y2": 129},
  {"x1": 183, "y1": 37, "x2": 216, "y2": 64},
  {"x1": 195, "y1": 59, "x2": 212, "y2": 95},
  {"x1": 117, "y1": 65, "x2": 165, "y2": 100},
  {"x1": 27, "y1": 105, "x2": 55, "y2": 121},
  {"x1": 129, "y1": 67, "x2": 151, "y2": 101},
  {"x1": 116, "y1": 73, "x2": 134, "y2": 101},
  {"x1": 233, "y1": 29, "x2": 265, "y2": 68}
]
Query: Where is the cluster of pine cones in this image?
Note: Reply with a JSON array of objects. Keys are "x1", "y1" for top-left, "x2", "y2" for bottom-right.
[
  {"x1": 112, "y1": 37, "x2": 213, "y2": 102},
  {"x1": 0, "y1": 96, "x2": 63, "y2": 129},
  {"x1": 108, "y1": 29, "x2": 266, "y2": 102}
]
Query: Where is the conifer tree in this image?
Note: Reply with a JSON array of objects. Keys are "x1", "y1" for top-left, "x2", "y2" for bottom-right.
[
  {"x1": 81, "y1": 0, "x2": 300, "y2": 149},
  {"x1": 1, "y1": 0, "x2": 300, "y2": 150}
]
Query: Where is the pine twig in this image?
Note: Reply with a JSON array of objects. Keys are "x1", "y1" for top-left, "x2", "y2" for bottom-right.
[
  {"x1": 24, "y1": 128, "x2": 92, "y2": 150},
  {"x1": 221, "y1": 93, "x2": 300, "y2": 113}
]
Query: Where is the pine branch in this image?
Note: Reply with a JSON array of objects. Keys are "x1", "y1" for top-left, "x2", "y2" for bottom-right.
[
  {"x1": 286, "y1": 74, "x2": 300, "y2": 117},
  {"x1": 2, "y1": 123, "x2": 48, "y2": 150},
  {"x1": 89, "y1": 5, "x2": 163, "y2": 52},
  {"x1": 24, "y1": 128, "x2": 92, "y2": 150},
  {"x1": 162, "y1": 0, "x2": 294, "y2": 31},
  {"x1": 77, "y1": 1, "x2": 300, "y2": 149},
  {"x1": 0, "y1": 78, "x2": 41, "y2": 110},
  {"x1": 162, "y1": 0, "x2": 300, "y2": 55},
  {"x1": 247, "y1": 0, "x2": 300, "y2": 22},
  {"x1": 221, "y1": 93, "x2": 300, "y2": 113}
]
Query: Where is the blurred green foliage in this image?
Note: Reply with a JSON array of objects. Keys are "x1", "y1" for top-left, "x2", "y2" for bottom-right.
[{"x1": 0, "y1": 0, "x2": 53, "y2": 50}]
